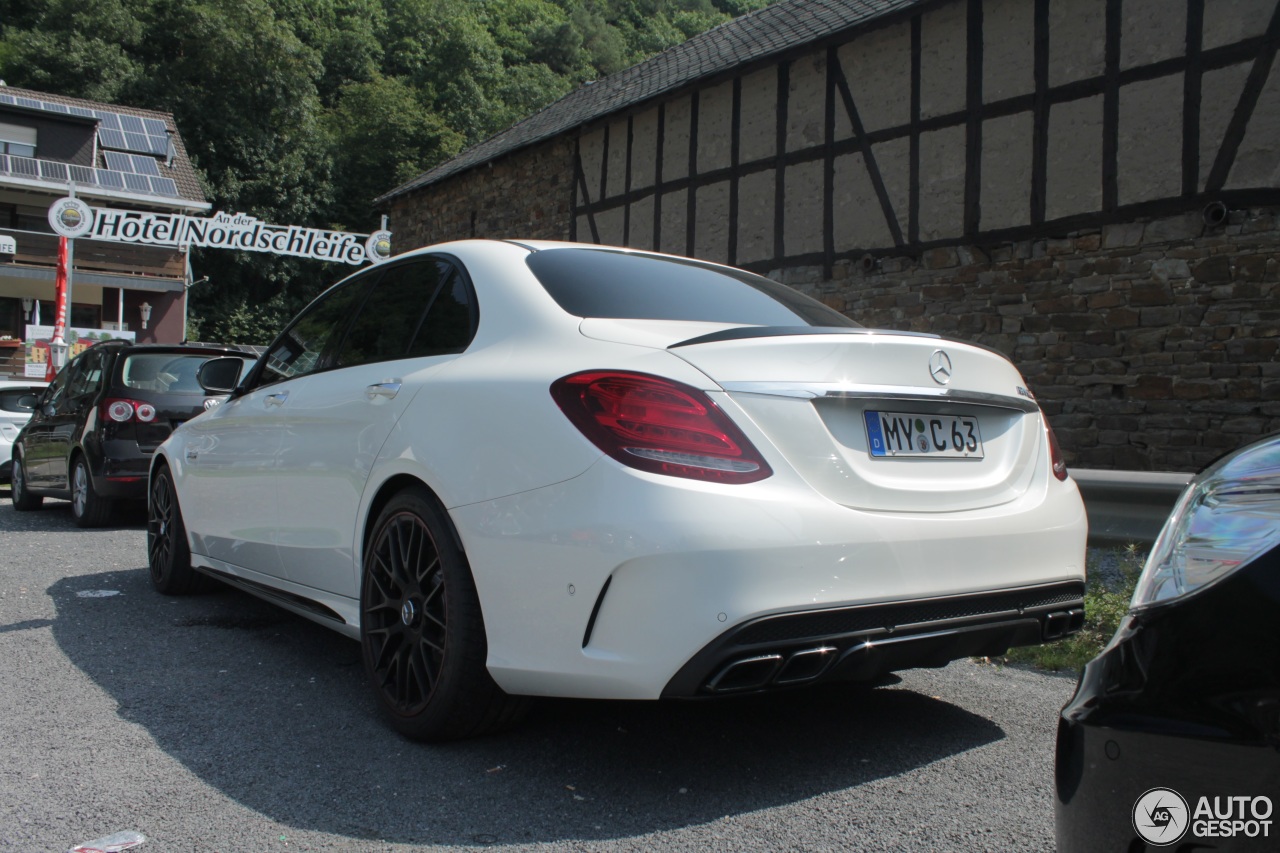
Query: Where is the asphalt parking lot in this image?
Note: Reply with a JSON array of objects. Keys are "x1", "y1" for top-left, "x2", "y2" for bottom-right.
[{"x1": 1, "y1": 491, "x2": 1079, "y2": 852}]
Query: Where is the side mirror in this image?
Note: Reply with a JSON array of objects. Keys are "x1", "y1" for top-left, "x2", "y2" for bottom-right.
[{"x1": 197, "y1": 357, "x2": 245, "y2": 394}]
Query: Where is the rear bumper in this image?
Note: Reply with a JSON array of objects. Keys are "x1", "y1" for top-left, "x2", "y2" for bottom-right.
[
  {"x1": 89, "y1": 440, "x2": 152, "y2": 499},
  {"x1": 662, "y1": 581, "x2": 1084, "y2": 697},
  {"x1": 450, "y1": 456, "x2": 1088, "y2": 700}
]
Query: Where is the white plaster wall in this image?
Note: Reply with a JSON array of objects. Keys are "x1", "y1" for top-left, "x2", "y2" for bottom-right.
[
  {"x1": 983, "y1": 0, "x2": 1034, "y2": 102},
  {"x1": 697, "y1": 81, "x2": 734, "y2": 174},
  {"x1": 1047, "y1": 95, "x2": 1103, "y2": 220},
  {"x1": 738, "y1": 68, "x2": 777, "y2": 165},
  {"x1": 1118, "y1": 74, "x2": 1183, "y2": 205}
]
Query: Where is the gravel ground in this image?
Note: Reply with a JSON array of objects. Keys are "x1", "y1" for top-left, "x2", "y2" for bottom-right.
[{"x1": 2, "y1": 492, "x2": 1084, "y2": 852}]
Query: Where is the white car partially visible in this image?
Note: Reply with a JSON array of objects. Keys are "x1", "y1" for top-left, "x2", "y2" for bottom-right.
[
  {"x1": 149, "y1": 240, "x2": 1088, "y2": 741},
  {"x1": 1, "y1": 379, "x2": 47, "y2": 483}
]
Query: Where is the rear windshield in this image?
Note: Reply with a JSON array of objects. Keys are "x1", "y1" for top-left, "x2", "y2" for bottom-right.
[
  {"x1": 0, "y1": 387, "x2": 42, "y2": 414},
  {"x1": 526, "y1": 248, "x2": 861, "y2": 328},
  {"x1": 120, "y1": 353, "x2": 252, "y2": 394}
]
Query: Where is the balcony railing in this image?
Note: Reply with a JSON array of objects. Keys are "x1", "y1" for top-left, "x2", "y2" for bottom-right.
[
  {"x1": 0, "y1": 153, "x2": 179, "y2": 199},
  {"x1": 1, "y1": 226, "x2": 185, "y2": 280}
]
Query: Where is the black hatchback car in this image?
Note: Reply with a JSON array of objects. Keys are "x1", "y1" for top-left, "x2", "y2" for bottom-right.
[{"x1": 10, "y1": 340, "x2": 256, "y2": 526}]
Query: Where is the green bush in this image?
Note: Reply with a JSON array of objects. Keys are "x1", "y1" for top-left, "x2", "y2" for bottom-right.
[{"x1": 996, "y1": 544, "x2": 1145, "y2": 674}]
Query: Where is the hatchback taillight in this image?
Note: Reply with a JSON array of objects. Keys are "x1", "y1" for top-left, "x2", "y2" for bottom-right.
[
  {"x1": 551, "y1": 370, "x2": 772, "y2": 484},
  {"x1": 1045, "y1": 417, "x2": 1068, "y2": 481},
  {"x1": 105, "y1": 398, "x2": 157, "y2": 423}
]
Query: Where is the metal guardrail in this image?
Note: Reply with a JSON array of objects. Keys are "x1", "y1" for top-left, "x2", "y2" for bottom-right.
[{"x1": 1069, "y1": 468, "x2": 1193, "y2": 546}]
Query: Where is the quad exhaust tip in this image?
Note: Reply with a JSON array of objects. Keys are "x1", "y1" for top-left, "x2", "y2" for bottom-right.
[{"x1": 706, "y1": 647, "x2": 837, "y2": 693}]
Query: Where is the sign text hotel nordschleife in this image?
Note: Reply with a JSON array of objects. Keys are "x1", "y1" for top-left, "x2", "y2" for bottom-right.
[{"x1": 47, "y1": 196, "x2": 392, "y2": 265}]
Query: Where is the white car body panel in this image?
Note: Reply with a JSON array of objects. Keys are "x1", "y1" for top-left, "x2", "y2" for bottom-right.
[
  {"x1": 156, "y1": 238, "x2": 1089, "y2": 706},
  {"x1": 450, "y1": 450, "x2": 1085, "y2": 699},
  {"x1": 1, "y1": 380, "x2": 47, "y2": 480}
]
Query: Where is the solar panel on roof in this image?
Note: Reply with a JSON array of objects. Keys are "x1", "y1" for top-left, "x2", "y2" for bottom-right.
[
  {"x1": 143, "y1": 118, "x2": 167, "y2": 136},
  {"x1": 147, "y1": 135, "x2": 169, "y2": 156},
  {"x1": 123, "y1": 131, "x2": 148, "y2": 151},
  {"x1": 69, "y1": 164, "x2": 96, "y2": 184},
  {"x1": 96, "y1": 111, "x2": 121, "y2": 129},
  {"x1": 124, "y1": 173, "x2": 150, "y2": 192},
  {"x1": 132, "y1": 155, "x2": 161, "y2": 176},
  {"x1": 99, "y1": 128, "x2": 127, "y2": 149},
  {"x1": 0, "y1": 154, "x2": 10, "y2": 174},
  {"x1": 0, "y1": 94, "x2": 14, "y2": 106},
  {"x1": 149, "y1": 176, "x2": 179, "y2": 197},
  {"x1": 16, "y1": 97, "x2": 41, "y2": 109},
  {"x1": 119, "y1": 114, "x2": 145, "y2": 133},
  {"x1": 104, "y1": 151, "x2": 133, "y2": 172},
  {"x1": 11, "y1": 156, "x2": 38, "y2": 176},
  {"x1": 70, "y1": 106, "x2": 95, "y2": 118},
  {"x1": 96, "y1": 169, "x2": 125, "y2": 188}
]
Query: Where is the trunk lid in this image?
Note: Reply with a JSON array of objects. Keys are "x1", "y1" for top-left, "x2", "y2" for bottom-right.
[{"x1": 582, "y1": 321, "x2": 1047, "y2": 512}]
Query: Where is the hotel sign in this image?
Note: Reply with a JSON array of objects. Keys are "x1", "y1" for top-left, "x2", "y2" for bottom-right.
[{"x1": 48, "y1": 196, "x2": 392, "y2": 265}]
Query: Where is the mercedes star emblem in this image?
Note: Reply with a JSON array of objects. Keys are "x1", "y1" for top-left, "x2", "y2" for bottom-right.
[{"x1": 929, "y1": 350, "x2": 953, "y2": 385}]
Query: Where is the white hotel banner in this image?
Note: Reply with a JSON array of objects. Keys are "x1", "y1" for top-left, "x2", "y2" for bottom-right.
[{"x1": 48, "y1": 196, "x2": 392, "y2": 266}]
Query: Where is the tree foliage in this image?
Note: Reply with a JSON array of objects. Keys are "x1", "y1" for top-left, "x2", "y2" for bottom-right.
[{"x1": 0, "y1": 0, "x2": 772, "y2": 343}]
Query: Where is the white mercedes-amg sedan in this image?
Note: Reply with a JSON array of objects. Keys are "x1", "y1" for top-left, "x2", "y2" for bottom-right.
[{"x1": 148, "y1": 239, "x2": 1088, "y2": 741}]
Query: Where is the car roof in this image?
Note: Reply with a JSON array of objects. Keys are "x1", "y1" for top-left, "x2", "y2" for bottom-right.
[{"x1": 82, "y1": 340, "x2": 258, "y2": 355}]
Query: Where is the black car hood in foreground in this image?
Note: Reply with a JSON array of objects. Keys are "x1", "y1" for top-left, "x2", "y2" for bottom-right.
[{"x1": 1055, "y1": 540, "x2": 1280, "y2": 851}]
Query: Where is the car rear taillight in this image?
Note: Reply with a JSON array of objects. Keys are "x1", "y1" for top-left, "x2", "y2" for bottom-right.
[
  {"x1": 1045, "y1": 417, "x2": 1068, "y2": 481},
  {"x1": 105, "y1": 398, "x2": 157, "y2": 423},
  {"x1": 551, "y1": 370, "x2": 772, "y2": 484}
]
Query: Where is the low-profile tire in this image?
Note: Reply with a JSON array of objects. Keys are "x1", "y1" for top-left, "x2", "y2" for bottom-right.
[
  {"x1": 70, "y1": 454, "x2": 112, "y2": 528},
  {"x1": 361, "y1": 487, "x2": 527, "y2": 742},
  {"x1": 147, "y1": 464, "x2": 201, "y2": 595},
  {"x1": 10, "y1": 454, "x2": 43, "y2": 511}
]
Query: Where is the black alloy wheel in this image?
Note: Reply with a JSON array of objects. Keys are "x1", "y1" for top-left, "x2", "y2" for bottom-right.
[
  {"x1": 361, "y1": 487, "x2": 526, "y2": 741},
  {"x1": 147, "y1": 465, "x2": 200, "y2": 594},
  {"x1": 10, "y1": 454, "x2": 43, "y2": 510}
]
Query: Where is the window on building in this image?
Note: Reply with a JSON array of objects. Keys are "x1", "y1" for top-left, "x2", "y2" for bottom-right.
[{"x1": 0, "y1": 122, "x2": 37, "y2": 157}]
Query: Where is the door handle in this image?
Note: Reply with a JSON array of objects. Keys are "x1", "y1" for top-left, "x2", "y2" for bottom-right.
[
  {"x1": 265, "y1": 391, "x2": 289, "y2": 407},
  {"x1": 366, "y1": 381, "x2": 402, "y2": 400}
]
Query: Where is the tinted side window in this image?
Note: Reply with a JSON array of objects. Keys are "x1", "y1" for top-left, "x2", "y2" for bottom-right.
[
  {"x1": 259, "y1": 276, "x2": 373, "y2": 385},
  {"x1": 68, "y1": 350, "x2": 105, "y2": 399},
  {"x1": 526, "y1": 248, "x2": 860, "y2": 327},
  {"x1": 407, "y1": 266, "x2": 475, "y2": 358},
  {"x1": 42, "y1": 354, "x2": 77, "y2": 413},
  {"x1": 334, "y1": 261, "x2": 448, "y2": 368}
]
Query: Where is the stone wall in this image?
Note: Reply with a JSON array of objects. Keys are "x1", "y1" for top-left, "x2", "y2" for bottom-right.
[
  {"x1": 385, "y1": 137, "x2": 574, "y2": 250},
  {"x1": 790, "y1": 207, "x2": 1280, "y2": 471}
]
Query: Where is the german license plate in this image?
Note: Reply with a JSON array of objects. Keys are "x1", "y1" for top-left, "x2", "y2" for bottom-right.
[{"x1": 864, "y1": 410, "x2": 984, "y2": 458}]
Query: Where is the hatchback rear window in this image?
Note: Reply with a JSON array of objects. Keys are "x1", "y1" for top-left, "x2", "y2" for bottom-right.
[
  {"x1": 121, "y1": 353, "x2": 250, "y2": 393},
  {"x1": 526, "y1": 248, "x2": 861, "y2": 328},
  {"x1": 0, "y1": 388, "x2": 42, "y2": 414}
]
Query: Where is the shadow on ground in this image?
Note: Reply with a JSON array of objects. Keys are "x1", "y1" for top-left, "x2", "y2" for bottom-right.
[{"x1": 46, "y1": 567, "x2": 1005, "y2": 845}]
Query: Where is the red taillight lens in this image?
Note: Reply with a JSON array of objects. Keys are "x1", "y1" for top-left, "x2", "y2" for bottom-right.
[
  {"x1": 551, "y1": 370, "x2": 772, "y2": 484},
  {"x1": 1045, "y1": 417, "x2": 1068, "y2": 481},
  {"x1": 104, "y1": 398, "x2": 157, "y2": 424}
]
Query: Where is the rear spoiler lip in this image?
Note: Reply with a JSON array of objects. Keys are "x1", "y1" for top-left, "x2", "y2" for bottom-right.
[
  {"x1": 718, "y1": 381, "x2": 1043, "y2": 413},
  {"x1": 668, "y1": 325, "x2": 935, "y2": 348},
  {"x1": 667, "y1": 325, "x2": 1014, "y2": 363}
]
